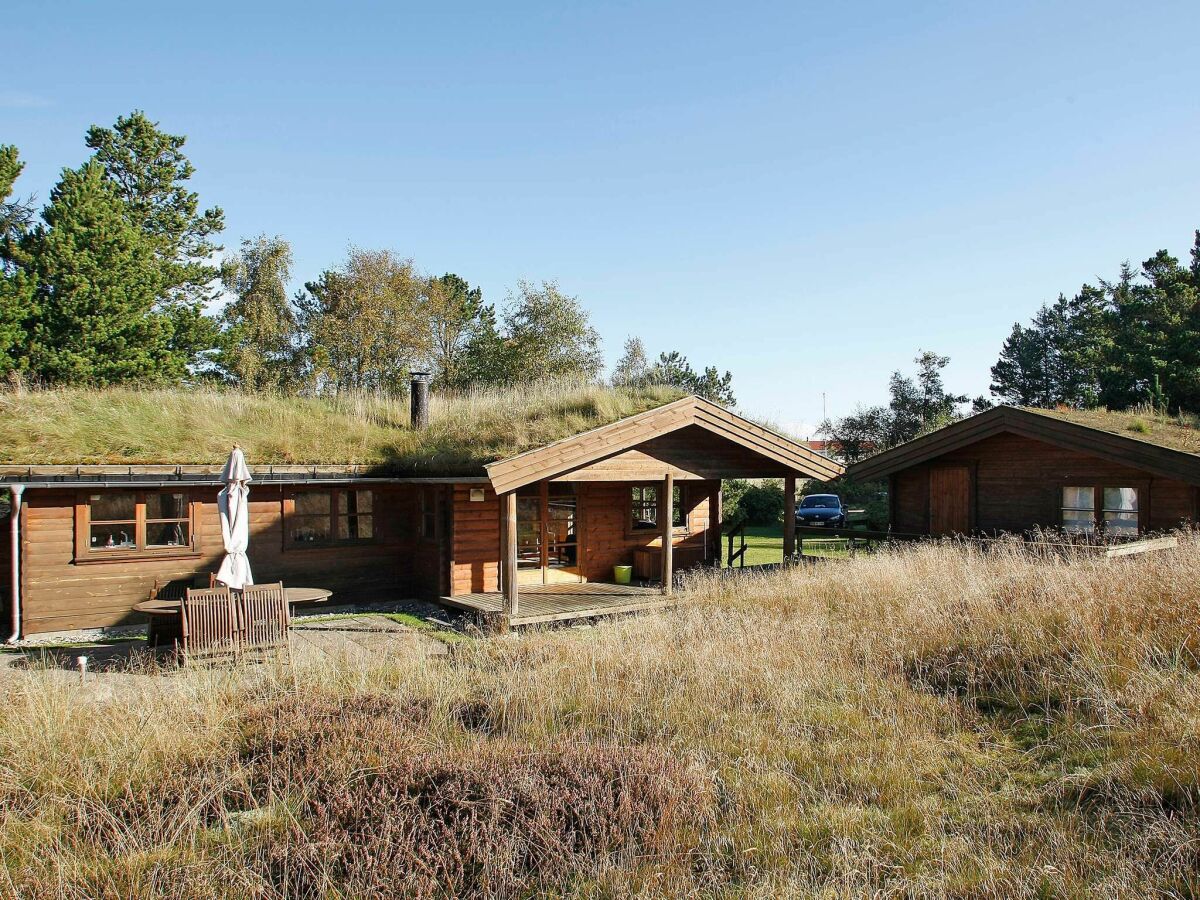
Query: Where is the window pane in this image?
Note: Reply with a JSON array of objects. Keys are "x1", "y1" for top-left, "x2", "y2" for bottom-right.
[
  {"x1": 90, "y1": 492, "x2": 136, "y2": 521},
  {"x1": 338, "y1": 490, "x2": 373, "y2": 514},
  {"x1": 1103, "y1": 487, "x2": 1138, "y2": 512},
  {"x1": 632, "y1": 485, "x2": 658, "y2": 529},
  {"x1": 1103, "y1": 511, "x2": 1138, "y2": 534},
  {"x1": 90, "y1": 524, "x2": 136, "y2": 550},
  {"x1": 672, "y1": 485, "x2": 684, "y2": 528},
  {"x1": 294, "y1": 492, "x2": 331, "y2": 515},
  {"x1": 1062, "y1": 487, "x2": 1094, "y2": 510},
  {"x1": 146, "y1": 493, "x2": 186, "y2": 520},
  {"x1": 291, "y1": 518, "x2": 331, "y2": 543},
  {"x1": 338, "y1": 515, "x2": 374, "y2": 540},
  {"x1": 1062, "y1": 510, "x2": 1096, "y2": 533},
  {"x1": 147, "y1": 521, "x2": 190, "y2": 547}
]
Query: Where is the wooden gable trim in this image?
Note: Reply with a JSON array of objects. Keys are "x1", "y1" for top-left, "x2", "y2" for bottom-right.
[
  {"x1": 845, "y1": 406, "x2": 1200, "y2": 485},
  {"x1": 485, "y1": 396, "x2": 844, "y2": 494}
]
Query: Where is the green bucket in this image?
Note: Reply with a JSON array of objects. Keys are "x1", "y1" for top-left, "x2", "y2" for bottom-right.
[{"x1": 613, "y1": 565, "x2": 633, "y2": 585}]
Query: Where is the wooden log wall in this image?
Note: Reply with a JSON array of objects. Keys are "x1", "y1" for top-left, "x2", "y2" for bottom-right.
[
  {"x1": 890, "y1": 432, "x2": 1198, "y2": 534},
  {"x1": 18, "y1": 484, "x2": 419, "y2": 635},
  {"x1": 448, "y1": 479, "x2": 723, "y2": 596}
]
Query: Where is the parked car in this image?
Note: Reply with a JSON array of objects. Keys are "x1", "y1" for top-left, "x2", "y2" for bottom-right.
[{"x1": 796, "y1": 493, "x2": 846, "y2": 527}]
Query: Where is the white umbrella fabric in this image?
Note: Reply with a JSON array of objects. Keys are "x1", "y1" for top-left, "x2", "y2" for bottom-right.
[{"x1": 215, "y1": 446, "x2": 254, "y2": 590}]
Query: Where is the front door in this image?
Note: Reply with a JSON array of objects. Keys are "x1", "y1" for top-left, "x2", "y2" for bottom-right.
[
  {"x1": 929, "y1": 466, "x2": 971, "y2": 535},
  {"x1": 515, "y1": 482, "x2": 584, "y2": 585}
]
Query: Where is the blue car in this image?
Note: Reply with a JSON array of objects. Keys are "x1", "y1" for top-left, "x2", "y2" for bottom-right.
[{"x1": 796, "y1": 493, "x2": 846, "y2": 527}]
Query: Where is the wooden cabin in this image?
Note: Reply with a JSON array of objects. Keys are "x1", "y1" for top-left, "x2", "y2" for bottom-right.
[
  {"x1": 1, "y1": 395, "x2": 841, "y2": 638},
  {"x1": 844, "y1": 405, "x2": 1200, "y2": 537}
]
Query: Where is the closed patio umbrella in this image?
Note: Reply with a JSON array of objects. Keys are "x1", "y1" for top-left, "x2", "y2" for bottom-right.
[{"x1": 215, "y1": 445, "x2": 253, "y2": 590}]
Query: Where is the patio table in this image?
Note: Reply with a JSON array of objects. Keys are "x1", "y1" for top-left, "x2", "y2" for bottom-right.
[{"x1": 135, "y1": 587, "x2": 332, "y2": 646}]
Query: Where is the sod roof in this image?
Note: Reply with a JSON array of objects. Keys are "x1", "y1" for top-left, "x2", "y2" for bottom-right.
[
  {"x1": 1021, "y1": 406, "x2": 1200, "y2": 456},
  {"x1": 0, "y1": 383, "x2": 687, "y2": 475}
]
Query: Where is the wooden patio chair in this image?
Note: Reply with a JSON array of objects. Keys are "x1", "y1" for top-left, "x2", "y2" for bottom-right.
[
  {"x1": 179, "y1": 586, "x2": 239, "y2": 664},
  {"x1": 238, "y1": 582, "x2": 291, "y2": 657},
  {"x1": 147, "y1": 577, "x2": 192, "y2": 648}
]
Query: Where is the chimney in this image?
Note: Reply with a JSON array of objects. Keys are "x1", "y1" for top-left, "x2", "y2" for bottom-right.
[{"x1": 410, "y1": 372, "x2": 432, "y2": 429}]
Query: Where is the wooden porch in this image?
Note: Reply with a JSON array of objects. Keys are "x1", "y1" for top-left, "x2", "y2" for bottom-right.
[{"x1": 441, "y1": 582, "x2": 676, "y2": 626}]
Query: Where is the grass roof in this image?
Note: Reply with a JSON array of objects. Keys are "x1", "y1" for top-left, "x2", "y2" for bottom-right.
[
  {"x1": 1022, "y1": 405, "x2": 1200, "y2": 456},
  {"x1": 0, "y1": 382, "x2": 686, "y2": 473}
]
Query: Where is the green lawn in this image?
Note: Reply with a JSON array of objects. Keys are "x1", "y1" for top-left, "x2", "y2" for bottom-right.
[{"x1": 723, "y1": 524, "x2": 860, "y2": 566}]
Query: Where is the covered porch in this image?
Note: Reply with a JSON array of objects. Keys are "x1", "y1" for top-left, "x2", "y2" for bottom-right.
[
  {"x1": 441, "y1": 581, "x2": 674, "y2": 626},
  {"x1": 469, "y1": 396, "x2": 843, "y2": 627}
]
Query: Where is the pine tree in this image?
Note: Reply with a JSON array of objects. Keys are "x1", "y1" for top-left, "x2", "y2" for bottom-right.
[
  {"x1": 25, "y1": 162, "x2": 176, "y2": 384},
  {"x1": 0, "y1": 145, "x2": 35, "y2": 375}
]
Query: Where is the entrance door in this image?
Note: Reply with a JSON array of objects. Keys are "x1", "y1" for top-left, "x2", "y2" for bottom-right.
[
  {"x1": 929, "y1": 466, "x2": 971, "y2": 535},
  {"x1": 515, "y1": 483, "x2": 584, "y2": 585}
]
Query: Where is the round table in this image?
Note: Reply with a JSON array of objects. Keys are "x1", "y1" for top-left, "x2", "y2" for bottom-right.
[
  {"x1": 135, "y1": 587, "x2": 332, "y2": 647},
  {"x1": 134, "y1": 586, "x2": 332, "y2": 616}
]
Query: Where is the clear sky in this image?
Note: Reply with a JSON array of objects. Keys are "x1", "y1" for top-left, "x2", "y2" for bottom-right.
[{"x1": 5, "y1": 0, "x2": 1199, "y2": 434}]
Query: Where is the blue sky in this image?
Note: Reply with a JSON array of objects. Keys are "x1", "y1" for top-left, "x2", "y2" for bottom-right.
[{"x1": 5, "y1": 0, "x2": 1199, "y2": 434}]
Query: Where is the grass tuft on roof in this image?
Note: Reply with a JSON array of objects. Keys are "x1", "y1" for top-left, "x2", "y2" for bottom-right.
[
  {"x1": 0, "y1": 381, "x2": 686, "y2": 472},
  {"x1": 1022, "y1": 405, "x2": 1200, "y2": 456}
]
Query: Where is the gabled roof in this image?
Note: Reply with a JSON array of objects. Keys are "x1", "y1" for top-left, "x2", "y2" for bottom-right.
[
  {"x1": 844, "y1": 405, "x2": 1200, "y2": 485},
  {"x1": 485, "y1": 395, "x2": 844, "y2": 493}
]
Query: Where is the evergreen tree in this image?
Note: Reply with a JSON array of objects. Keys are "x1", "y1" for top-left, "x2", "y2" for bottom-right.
[
  {"x1": 24, "y1": 162, "x2": 178, "y2": 384},
  {"x1": 84, "y1": 111, "x2": 224, "y2": 366},
  {"x1": 0, "y1": 146, "x2": 35, "y2": 375},
  {"x1": 216, "y1": 234, "x2": 298, "y2": 389},
  {"x1": 648, "y1": 350, "x2": 735, "y2": 405}
]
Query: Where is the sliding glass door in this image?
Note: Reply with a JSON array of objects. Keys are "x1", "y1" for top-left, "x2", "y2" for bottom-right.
[{"x1": 515, "y1": 482, "x2": 584, "y2": 585}]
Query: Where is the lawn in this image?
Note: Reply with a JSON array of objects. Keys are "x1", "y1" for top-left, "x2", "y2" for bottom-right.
[
  {"x1": 724, "y1": 523, "x2": 865, "y2": 565},
  {"x1": 2, "y1": 536, "x2": 1198, "y2": 897}
]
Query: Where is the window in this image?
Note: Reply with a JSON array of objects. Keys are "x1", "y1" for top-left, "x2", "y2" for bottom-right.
[
  {"x1": 287, "y1": 488, "x2": 376, "y2": 547},
  {"x1": 630, "y1": 484, "x2": 685, "y2": 531},
  {"x1": 1102, "y1": 487, "x2": 1138, "y2": 535},
  {"x1": 1061, "y1": 486, "x2": 1096, "y2": 534},
  {"x1": 80, "y1": 491, "x2": 195, "y2": 558},
  {"x1": 1061, "y1": 486, "x2": 1139, "y2": 535}
]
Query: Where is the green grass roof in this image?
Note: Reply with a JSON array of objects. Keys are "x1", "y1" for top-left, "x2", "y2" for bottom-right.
[
  {"x1": 1022, "y1": 406, "x2": 1200, "y2": 456},
  {"x1": 0, "y1": 382, "x2": 686, "y2": 474}
]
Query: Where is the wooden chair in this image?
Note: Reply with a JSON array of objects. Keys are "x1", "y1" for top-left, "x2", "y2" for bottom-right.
[
  {"x1": 179, "y1": 586, "x2": 239, "y2": 663},
  {"x1": 238, "y1": 582, "x2": 291, "y2": 656},
  {"x1": 147, "y1": 577, "x2": 192, "y2": 648}
]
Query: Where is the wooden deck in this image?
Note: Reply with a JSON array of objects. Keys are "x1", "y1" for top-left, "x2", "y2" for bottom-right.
[{"x1": 441, "y1": 582, "x2": 675, "y2": 626}]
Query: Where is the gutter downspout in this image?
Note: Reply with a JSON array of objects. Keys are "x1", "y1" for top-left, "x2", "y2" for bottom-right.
[{"x1": 7, "y1": 485, "x2": 23, "y2": 643}]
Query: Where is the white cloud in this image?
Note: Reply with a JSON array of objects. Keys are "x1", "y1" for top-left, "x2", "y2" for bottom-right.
[{"x1": 0, "y1": 91, "x2": 52, "y2": 109}]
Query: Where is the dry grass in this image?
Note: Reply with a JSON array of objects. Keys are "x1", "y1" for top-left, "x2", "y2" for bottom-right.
[
  {"x1": 0, "y1": 380, "x2": 684, "y2": 470},
  {"x1": 3, "y1": 536, "x2": 1200, "y2": 897}
]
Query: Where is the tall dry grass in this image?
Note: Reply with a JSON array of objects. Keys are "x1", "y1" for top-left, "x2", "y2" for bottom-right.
[
  {"x1": 0, "y1": 380, "x2": 683, "y2": 469},
  {"x1": 2, "y1": 536, "x2": 1199, "y2": 897}
]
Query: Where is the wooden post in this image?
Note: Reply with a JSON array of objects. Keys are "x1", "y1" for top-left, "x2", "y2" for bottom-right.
[
  {"x1": 503, "y1": 491, "x2": 518, "y2": 617},
  {"x1": 783, "y1": 474, "x2": 796, "y2": 563},
  {"x1": 660, "y1": 473, "x2": 673, "y2": 595}
]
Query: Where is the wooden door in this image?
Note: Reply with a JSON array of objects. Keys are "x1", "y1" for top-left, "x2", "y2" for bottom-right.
[{"x1": 929, "y1": 466, "x2": 971, "y2": 535}]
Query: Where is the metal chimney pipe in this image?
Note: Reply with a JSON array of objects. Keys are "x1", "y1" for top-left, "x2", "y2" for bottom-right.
[{"x1": 410, "y1": 372, "x2": 432, "y2": 429}]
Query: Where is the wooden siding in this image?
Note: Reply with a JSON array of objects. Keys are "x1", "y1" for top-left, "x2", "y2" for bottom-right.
[
  {"x1": 486, "y1": 396, "x2": 842, "y2": 493},
  {"x1": 18, "y1": 485, "x2": 418, "y2": 635},
  {"x1": 891, "y1": 432, "x2": 1198, "y2": 535},
  {"x1": 554, "y1": 425, "x2": 795, "y2": 481},
  {"x1": 451, "y1": 484, "x2": 501, "y2": 595},
  {"x1": 575, "y1": 480, "x2": 719, "y2": 584},
  {"x1": 448, "y1": 479, "x2": 722, "y2": 596}
]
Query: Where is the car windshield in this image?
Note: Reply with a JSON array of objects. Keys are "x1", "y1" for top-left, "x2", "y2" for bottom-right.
[{"x1": 800, "y1": 496, "x2": 839, "y2": 509}]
